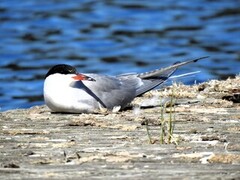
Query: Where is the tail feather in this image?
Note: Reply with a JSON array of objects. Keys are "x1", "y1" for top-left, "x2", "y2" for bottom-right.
[
  {"x1": 169, "y1": 71, "x2": 201, "y2": 79},
  {"x1": 136, "y1": 67, "x2": 176, "y2": 96},
  {"x1": 136, "y1": 56, "x2": 208, "y2": 96}
]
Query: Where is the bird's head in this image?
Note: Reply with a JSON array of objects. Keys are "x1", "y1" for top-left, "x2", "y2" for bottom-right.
[{"x1": 45, "y1": 64, "x2": 95, "y2": 81}]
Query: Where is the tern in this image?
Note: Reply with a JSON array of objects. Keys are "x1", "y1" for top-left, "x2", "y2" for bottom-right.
[{"x1": 44, "y1": 56, "x2": 208, "y2": 113}]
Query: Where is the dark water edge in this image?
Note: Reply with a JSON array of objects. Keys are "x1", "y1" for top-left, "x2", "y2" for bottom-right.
[{"x1": 0, "y1": 0, "x2": 240, "y2": 111}]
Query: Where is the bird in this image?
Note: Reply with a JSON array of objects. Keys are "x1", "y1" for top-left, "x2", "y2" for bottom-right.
[{"x1": 43, "y1": 56, "x2": 208, "y2": 113}]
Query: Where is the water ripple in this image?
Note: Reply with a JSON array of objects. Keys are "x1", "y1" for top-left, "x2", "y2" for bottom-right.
[{"x1": 0, "y1": 0, "x2": 239, "y2": 111}]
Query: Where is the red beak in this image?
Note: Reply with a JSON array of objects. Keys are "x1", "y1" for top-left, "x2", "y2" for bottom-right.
[{"x1": 72, "y1": 74, "x2": 95, "y2": 81}]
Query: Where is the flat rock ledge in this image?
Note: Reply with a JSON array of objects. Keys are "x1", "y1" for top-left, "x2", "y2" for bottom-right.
[{"x1": 1, "y1": 76, "x2": 240, "y2": 179}]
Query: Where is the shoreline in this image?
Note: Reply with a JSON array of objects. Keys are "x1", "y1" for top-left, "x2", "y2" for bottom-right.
[{"x1": 1, "y1": 76, "x2": 240, "y2": 179}]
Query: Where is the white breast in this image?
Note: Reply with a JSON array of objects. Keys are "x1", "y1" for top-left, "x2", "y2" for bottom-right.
[{"x1": 44, "y1": 74, "x2": 98, "y2": 113}]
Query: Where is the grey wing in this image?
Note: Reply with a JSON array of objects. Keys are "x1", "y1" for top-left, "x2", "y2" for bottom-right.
[
  {"x1": 82, "y1": 74, "x2": 138, "y2": 109},
  {"x1": 80, "y1": 56, "x2": 208, "y2": 108},
  {"x1": 117, "y1": 71, "x2": 175, "y2": 97},
  {"x1": 135, "y1": 56, "x2": 209, "y2": 96}
]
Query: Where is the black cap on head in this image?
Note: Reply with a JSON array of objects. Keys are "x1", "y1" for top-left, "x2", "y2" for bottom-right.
[{"x1": 45, "y1": 64, "x2": 77, "y2": 78}]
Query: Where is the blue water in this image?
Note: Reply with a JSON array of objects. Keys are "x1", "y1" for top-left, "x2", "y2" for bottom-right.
[{"x1": 0, "y1": 0, "x2": 240, "y2": 111}]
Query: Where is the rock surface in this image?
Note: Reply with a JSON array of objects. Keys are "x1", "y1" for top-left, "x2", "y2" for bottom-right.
[{"x1": 1, "y1": 77, "x2": 240, "y2": 179}]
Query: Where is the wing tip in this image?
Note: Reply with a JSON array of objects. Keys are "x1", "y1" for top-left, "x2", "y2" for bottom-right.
[{"x1": 193, "y1": 56, "x2": 209, "y2": 62}]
